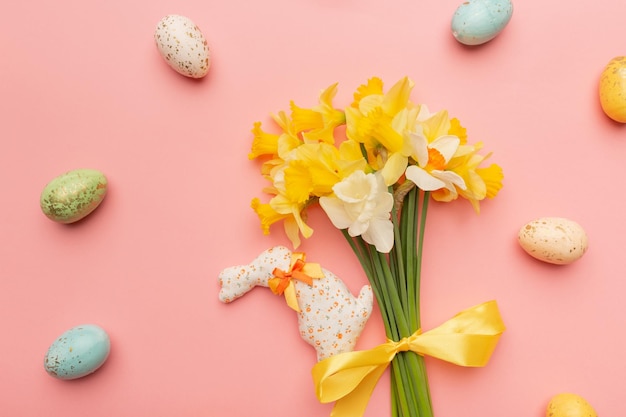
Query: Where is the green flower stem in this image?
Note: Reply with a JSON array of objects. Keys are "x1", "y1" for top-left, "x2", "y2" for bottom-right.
[
  {"x1": 341, "y1": 231, "x2": 391, "y2": 336},
  {"x1": 411, "y1": 353, "x2": 433, "y2": 417},
  {"x1": 390, "y1": 202, "x2": 408, "y2": 321},
  {"x1": 376, "y1": 249, "x2": 411, "y2": 336},
  {"x1": 375, "y1": 246, "x2": 425, "y2": 417},
  {"x1": 344, "y1": 231, "x2": 419, "y2": 417},
  {"x1": 411, "y1": 190, "x2": 433, "y2": 417},
  {"x1": 340, "y1": 187, "x2": 434, "y2": 417},
  {"x1": 414, "y1": 190, "x2": 430, "y2": 329},
  {"x1": 390, "y1": 357, "x2": 418, "y2": 417},
  {"x1": 395, "y1": 355, "x2": 421, "y2": 416},
  {"x1": 371, "y1": 250, "x2": 402, "y2": 341},
  {"x1": 403, "y1": 187, "x2": 419, "y2": 332},
  {"x1": 397, "y1": 187, "x2": 432, "y2": 417},
  {"x1": 372, "y1": 249, "x2": 420, "y2": 417}
]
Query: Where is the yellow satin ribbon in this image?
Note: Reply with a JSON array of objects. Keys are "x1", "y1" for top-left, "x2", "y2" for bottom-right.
[
  {"x1": 268, "y1": 252, "x2": 324, "y2": 312},
  {"x1": 311, "y1": 300, "x2": 505, "y2": 417}
]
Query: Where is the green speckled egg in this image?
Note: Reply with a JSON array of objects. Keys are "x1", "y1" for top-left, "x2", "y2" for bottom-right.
[
  {"x1": 44, "y1": 324, "x2": 111, "y2": 380},
  {"x1": 40, "y1": 169, "x2": 107, "y2": 223}
]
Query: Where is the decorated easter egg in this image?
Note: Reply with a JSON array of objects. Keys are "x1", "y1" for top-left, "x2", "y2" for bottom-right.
[
  {"x1": 546, "y1": 393, "x2": 597, "y2": 417},
  {"x1": 518, "y1": 217, "x2": 588, "y2": 265},
  {"x1": 451, "y1": 0, "x2": 513, "y2": 46},
  {"x1": 154, "y1": 14, "x2": 211, "y2": 78},
  {"x1": 44, "y1": 324, "x2": 111, "y2": 380},
  {"x1": 599, "y1": 56, "x2": 626, "y2": 123},
  {"x1": 40, "y1": 169, "x2": 107, "y2": 224}
]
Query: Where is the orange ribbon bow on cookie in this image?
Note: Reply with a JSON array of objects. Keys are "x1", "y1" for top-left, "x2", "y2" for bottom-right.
[{"x1": 268, "y1": 252, "x2": 324, "y2": 312}]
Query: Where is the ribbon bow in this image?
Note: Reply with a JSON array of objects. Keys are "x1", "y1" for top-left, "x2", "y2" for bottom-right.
[
  {"x1": 311, "y1": 300, "x2": 505, "y2": 417},
  {"x1": 268, "y1": 252, "x2": 324, "y2": 312}
]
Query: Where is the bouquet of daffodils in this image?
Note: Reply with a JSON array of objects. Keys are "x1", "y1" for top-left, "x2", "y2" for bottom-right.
[{"x1": 249, "y1": 76, "x2": 504, "y2": 417}]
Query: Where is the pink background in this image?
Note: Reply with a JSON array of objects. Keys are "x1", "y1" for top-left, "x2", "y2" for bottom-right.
[{"x1": 1, "y1": 0, "x2": 624, "y2": 415}]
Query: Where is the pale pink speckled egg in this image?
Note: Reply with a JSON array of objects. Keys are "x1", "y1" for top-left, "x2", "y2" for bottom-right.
[{"x1": 154, "y1": 14, "x2": 211, "y2": 78}]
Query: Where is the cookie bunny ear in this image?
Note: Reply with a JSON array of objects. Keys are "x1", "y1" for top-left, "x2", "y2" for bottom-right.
[{"x1": 218, "y1": 245, "x2": 292, "y2": 303}]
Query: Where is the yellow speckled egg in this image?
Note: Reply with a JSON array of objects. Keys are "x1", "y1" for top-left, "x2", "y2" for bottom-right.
[
  {"x1": 599, "y1": 56, "x2": 626, "y2": 123},
  {"x1": 546, "y1": 393, "x2": 597, "y2": 417}
]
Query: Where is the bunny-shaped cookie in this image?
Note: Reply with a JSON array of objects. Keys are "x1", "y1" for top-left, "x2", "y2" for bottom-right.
[{"x1": 218, "y1": 246, "x2": 373, "y2": 361}]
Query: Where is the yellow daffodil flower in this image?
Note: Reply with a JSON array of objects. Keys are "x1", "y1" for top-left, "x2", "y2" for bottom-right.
[
  {"x1": 249, "y1": 121, "x2": 280, "y2": 160},
  {"x1": 351, "y1": 77, "x2": 384, "y2": 106},
  {"x1": 290, "y1": 83, "x2": 346, "y2": 144},
  {"x1": 435, "y1": 143, "x2": 503, "y2": 212},
  {"x1": 251, "y1": 190, "x2": 313, "y2": 249},
  {"x1": 250, "y1": 197, "x2": 289, "y2": 235},
  {"x1": 449, "y1": 117, "x2": 467, "y2": 144},
  {"x1": 250, "y1": 111, "x2": 302, "y2": 162},
  {"x1": 285, "y1": 142, "x2": 368, "y2": 201},
  {"x1": 345, "y1": 77, "x2": 419, "y2": 186},
  {"x1": 405, "y1": 131, "x2": 466, "y2": 195},
  {"x1": 414, "y1": 106, "x2": 460, "y2": 143}
]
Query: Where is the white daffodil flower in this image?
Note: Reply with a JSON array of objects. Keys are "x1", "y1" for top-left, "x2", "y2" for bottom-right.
[
  {"x1": 319, "y1": 171, "x2": 394, "y2": 253},
  {"x1": 405, "y1": 131, "x2": 466, "y2": 195}
]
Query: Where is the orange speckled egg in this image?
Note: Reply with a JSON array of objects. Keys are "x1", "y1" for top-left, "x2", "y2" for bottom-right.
[
  {"x1": 546, "y1": 393, "x2": 597, "y2": 417},
  {"x1": 599, "y1": 56, "x2": 626, "y2": 123}
]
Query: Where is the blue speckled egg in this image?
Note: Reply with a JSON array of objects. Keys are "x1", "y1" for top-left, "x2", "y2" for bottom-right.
[
  {"x1": 451, "y1": 0, "x2": 513, "y2": 46},
  {"x1": 44, "y1": 324, "x2": 111, "y2": 380}
]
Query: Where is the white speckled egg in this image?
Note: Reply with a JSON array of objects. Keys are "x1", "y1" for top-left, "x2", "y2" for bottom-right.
[
  {"x1": 451, "y1": 0, "x2": 513, "y2": 46},
  {"x1": 154, "y1": 14, "x2": 211, "y2": 78},
  {"x1": 599, "y1": 56, "x2": 626, "y2": 123},
  {"x1": 44, "y1": 324, "x2": 111, "y2": 380},
  {"x1": 518, "y1": 217, "x2": 588, "y2": 265}
]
